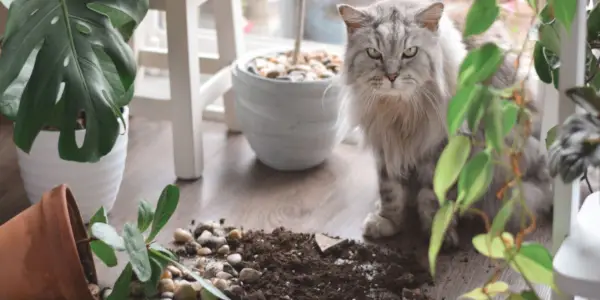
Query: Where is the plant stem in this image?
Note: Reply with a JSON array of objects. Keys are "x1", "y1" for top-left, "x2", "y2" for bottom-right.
[
  {"x1": 292, "y1": 0, "x2": 306, "y2": 65},
  {"x1": 77, "y1": 237, "x2": 98, "y2": 244}
]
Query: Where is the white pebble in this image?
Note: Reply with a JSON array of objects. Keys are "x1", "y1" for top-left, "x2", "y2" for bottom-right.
[
  {"x1": 173, "y1": 282, "x2": 196, "y2": 300},
  {"x1": 212, "y1": 236, "x2": 227, "y2": 247},
  {"x1": 227, "y1": 253, "x2": 242, "y2": 265},
  {"x1": 213, "y1": 278, "x2": 230, "y2": 291},
  {"x1": 173, "y1": 228, "x2": 193, "y2": 244},
  {"x1": 167, "y1": 265, "x2": 182, "y2": 277},
  {"x1": 200, "y1": 230, "x2": 213, "y2": 239},
  {"x1": 217, "y1": 245, "x2": 230, "y2": 255},
  {"x1": 197, "y1": 247, "x2": 212, "y2": 256},
  {"x1": 216, "y1": 271, "x2": 233, "y2": 280}
]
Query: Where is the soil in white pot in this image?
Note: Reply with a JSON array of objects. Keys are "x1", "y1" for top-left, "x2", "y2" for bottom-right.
[{"x1": 247, "y1": 49, "x2": 342, "y2": 82}]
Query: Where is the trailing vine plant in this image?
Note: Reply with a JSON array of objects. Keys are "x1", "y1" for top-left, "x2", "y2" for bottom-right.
[{"x1": 427, "y1": 0, "x2": 587, "y2": 299}]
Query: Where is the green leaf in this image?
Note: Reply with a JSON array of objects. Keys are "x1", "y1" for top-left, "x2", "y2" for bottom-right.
[
  {"x1": 144, "y1": 255, "x2": 168, "y2": 296},
  {"x1": 484, "y1": 97, "x2": 504, "y2": 152},
  {"x1": 458, "y1": 43, "x2": 504, "y2": 88},
  {"x1": 90, "y1": 223, "x2": 125, "y2": 251},
  {"x1": 146, "y1": 184, "x2": 180, "y2": 243},
  {"x1": 525, "y1": 0, "x2": 537, "y2": 12},
  {"x1": 433, "y1": 135, "x2": 471, "y2": 203},
  {"x1": 149, "y1": 243, "x2": 178, "y2": 261},
  {"x1": 588, "y1": 3, "x2": 600, "y2": 44},
  {"x1": 501, "y1": 102, "x2": 520, "y2": 136},
  {"x1": 459, "y1": 281, "x2": 509, "y2": 299},
  {"x1": 137, "y1": 199, "x2": 154, "y2": 233},
  {"x1": 538, "y1": 22, "x2": 562, "y2": 55},
  {"x1": 457, "y1": 150, "x2": 494, "y2": 211},
  {"x1": 448, "y1": 85, "x2": 480, "y2": 135},
  {"x1": 533, "y1": 43, "x2": 553, "y2": 84},
  {"x1": 539, "y1": 4, "x2": 554, "y2": 24},
  {"x1": 551, "y1": 67, "x2": 560, "y2": 89},
  {"x1": 201, "y1": 290, "x2": 220, "y2": 300},
  {"x1": 123, "y1": 223, "x2": 152, "y2": 283},
  {"x1": 0, "y1": 0, "x2": 148, "y2": 162},
  {"x1": 472, "y1": 232, "x2": 514, "y2": 259},
  {"x1": 565, "y1": 86, "x2": 600, "y2": 114},
  {"x1": 107, "y1": 263, "x2": 133, "y2": 300},
  {"x1": 90, "y1": 240, "x2": 118, "y2": 267},
  {"x1": 88, "y1": 206, "x2": 108, "y2": 235},
  {"x1": 428, "y1": 201, "x2": 455, "y2": 276},
  {"x1": 519, "y1": 291, "x2": 541, "y2": 300},
  {"x1": 465, "y1": 86, "x2": 490, "y2": 131},
  {"x1": 509, "y1": 243, "x2": 555, "y2": 288},
  {"x1": 463, "y1": 0, "x2": 499, "y2": 38},
  {"x1": 489, "y1": 196, "x2": 515, "y2": 238},
  {"x1": 545, "y1": 125, "x2": 559, "y2": 149},
  {"x1": 549, "y1": 0, "x2": 577, "y2": 33}
]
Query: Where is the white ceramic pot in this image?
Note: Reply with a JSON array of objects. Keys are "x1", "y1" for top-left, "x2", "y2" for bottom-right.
[
  {"x1": 231, "y1": 48, "x2": 348, "y2": 171},
  {"x1": 16, "y1": 107, "x2": 129, "y2": 222}
]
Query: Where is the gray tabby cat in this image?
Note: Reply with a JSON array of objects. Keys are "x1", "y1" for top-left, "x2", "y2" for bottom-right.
[{"x1": 337, "y1": 0, "x2": 553, "y2": 248}]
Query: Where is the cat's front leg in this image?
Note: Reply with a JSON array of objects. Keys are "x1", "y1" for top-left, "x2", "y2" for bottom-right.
[
  {"x1": 416, "y1": 188, "x2": 459, "y2": 249},
  {"x1": 362, "y1": 173, "x2": 407, "y2": 239}
]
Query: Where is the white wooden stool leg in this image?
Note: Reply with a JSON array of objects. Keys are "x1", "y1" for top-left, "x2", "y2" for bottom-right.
[
  {"x1": 165, "y1": 0, "x2": 204, "y2": 180},
  {"x1": 213, "y1": 0, "x2": 245, "y2": 132}
]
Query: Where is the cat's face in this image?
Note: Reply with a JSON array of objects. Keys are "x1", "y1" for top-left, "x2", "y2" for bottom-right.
[{"x1": 339, "y1": 1, "x2": 444, "y2": 98}]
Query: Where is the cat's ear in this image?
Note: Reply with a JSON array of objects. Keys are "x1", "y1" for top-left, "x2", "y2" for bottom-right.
[
  {"x1": 337, "y1": 4, "x2": 370, "y2": 34},
  {"x1": 415, "y1": 2, "x2": 444, "y2": 32}
]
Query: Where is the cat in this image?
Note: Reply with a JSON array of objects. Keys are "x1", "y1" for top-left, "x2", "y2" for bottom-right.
[{"x1": 336, "y1": 0, "x2": 553, "y2": 248}]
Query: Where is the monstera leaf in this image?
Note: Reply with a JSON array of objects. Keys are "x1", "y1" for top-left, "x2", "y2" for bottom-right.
[{"x1": 0, "y1": 0, "x2": 148, "y2": 162}]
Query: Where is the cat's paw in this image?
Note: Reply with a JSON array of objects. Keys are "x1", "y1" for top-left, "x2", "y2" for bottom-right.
[{"x1": 362, "y1": 212, "x2": 399, "y2": 239}]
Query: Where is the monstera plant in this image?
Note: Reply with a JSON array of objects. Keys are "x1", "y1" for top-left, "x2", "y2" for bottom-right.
[{"x1": 0, "y1": 0, "x2": 149, "y2": 222}]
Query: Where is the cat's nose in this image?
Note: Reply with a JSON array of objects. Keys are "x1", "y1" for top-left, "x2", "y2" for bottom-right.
[{"x1": 386, "y1": 73, "x2": 398, "y2": 82}]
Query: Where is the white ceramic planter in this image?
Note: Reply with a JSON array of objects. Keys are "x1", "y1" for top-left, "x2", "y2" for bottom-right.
[
  {"x1": 231, "y1": 47, "x2": 348, "y2": 171},
  {"x1": 16, "y1": 107, "x2": 129, "y2": 222}
]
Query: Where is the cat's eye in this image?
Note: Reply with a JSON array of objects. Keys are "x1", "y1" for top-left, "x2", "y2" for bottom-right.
[
  {"x1": 366, "y1": 47, "x2": 382, "y2": 59},
  {"x1": 403, "y1": 47, "x2": 419, "y2": 58}
]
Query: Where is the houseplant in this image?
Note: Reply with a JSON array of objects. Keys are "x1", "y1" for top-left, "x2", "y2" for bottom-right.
[
  {"x1": 231, "y1": 0, "x2": 348, "y2": 171},
  {"x1": 0, "y1": 0, "x2": 148, "y2": 221},
  {"x1": 425, "y1": 0, "x2": 594, "y2": 299}
]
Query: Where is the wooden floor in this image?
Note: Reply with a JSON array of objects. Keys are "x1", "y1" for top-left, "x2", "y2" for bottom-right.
[{"x1": 0, "y1": 116, "x2": 552, "y2": 299}]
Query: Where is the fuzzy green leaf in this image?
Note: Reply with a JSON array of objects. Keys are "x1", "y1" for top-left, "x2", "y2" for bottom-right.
[
  {"x1": 433, "y1": 135, "x2": 471, "y2": 203},
  {"x1": 549, "y1": 0, "x2": 577, "y2": 33},
  {"x1": 147, "y1": 184, "x2": 180, "y2": 243},
  {"x1": 484, "y1": 97, "x2": 504, "y2": 152},
  {"x1": 123, "y1": 223, "x2": 152, "y2": 282},
  {"x1": 463, "y1": 0, "x2": 499, "y2": 38},
  {"x1": 428, "y1": 201, "x2": 455, "y2": 276},
  {"x1": 458, "y1": 43, "x2": 504, "y2": 88},
  {"x1": 538, "y1": 23, "x2": 562, "y2": 55},
  {"x1": 533, "y1": 43, "x2": 553, "y2": 84},
  {"x1": 90, "y1": 240, "x2": 118, "y2": 267},
  {"x1": 459, "y1": 281, "x2": 509, "y2": 299},
  {"x1": 91, "y1": 223, "x2": 125, "y2": 251},
  {"x1": 107, "y1": 263, "x2": 133, "y2": 300},
  {"x1": 508, "y1": 243, "x2": 555, "y2": 288},
  {"x1": 137, "y1": 199, "x2": 154, "y2": 233},
  {"x1": 149, "y1": 243, "x2": 178, "y2": 261},
  {"x1": 465, "y1": 86, "x2": 489, "y2": 131},
  {"x1": 457, "y1": 150, "x2": 494, "y2": 212},
  {"x1": 144, "y1": 255, "x2": 169, "y2": 296}
]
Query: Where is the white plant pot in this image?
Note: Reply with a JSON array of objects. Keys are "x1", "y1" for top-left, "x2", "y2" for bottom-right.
[
  {"x1": 231, "y1": 47, "x2": 347, "y2": 171},
  {"x1": 16, "y1": 107, "x2": 129, "y2": 222}
]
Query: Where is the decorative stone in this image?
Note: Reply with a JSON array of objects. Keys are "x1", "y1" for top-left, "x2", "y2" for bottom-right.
[
  {"x1": 167, "y1": 265, "x2": 182, "y2": 278},
  {"x1": 161, "y1": 291, "x2": 174, "y2": 298},
  {"x1": 212, "y1": 236, "x2": 227, "y2": 247},
  {"x1": 129, "y1": 281, "x2": 145, "y2": 297},
  {"x1": 100, "y1": 288, "x2": 112, "y2": 300},
  {"x1": 226, "y1": 253, "x2": 242, "y2": 265},
  {"x1": 159, "y1": 278, "x2": 175, "y2": 293},
  {"x1": 213, "y1": 278, "x2": 230, "y2": 291},
  {"x1": 217, "y1": 244, "x2": 230, "y2": 255},
  {"x1": 197, "y1": 247, "x2": 212, "y2": 256},
  {"x1": 225, "y1": 285, "x2": 245, "y2": 297},
  {"x1": 205, "y1": 261, "x2": 224, "y2": 278},
  {"x1": 174, "y1": 282, "x2": 196, "y2": 300},
  {"x1": 161, "y1": 270, "x2": 172, "y2": 279},
  {"x1": 315, "y1": 233, "x2": 346, "y2": 254},
  {"x1": 239, "y1": 268, "x2": 262, "y2": 283},
  {"x1": 216, "y1": 271, "x2": 233, "y2": 280},
  {"x1": 223, "y1": 263, "x2": 239, "y2": 277},
  {"x1": 88, "y1": 283, "x2": 100, "y2": 300},
  {"x1": 227, "y1": 229, "x2": 242, "y2": 240},
  {"x1": 195, "y1": 256, "x2": 207, "y2": 268},
  {"x1": 173, "y1": 228, "x2": 193, "y2": 243}
]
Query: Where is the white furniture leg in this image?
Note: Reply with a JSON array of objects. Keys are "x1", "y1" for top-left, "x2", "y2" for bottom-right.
[
  {"x1": 165, "y1": 0, "x2": 204, "y2": 180},
  {"x1": 551, "y1": 0, "x2": 588, "y2": 299},
  {"x1": 213, "y1": 0, "x2": 245, "y2": 132}
]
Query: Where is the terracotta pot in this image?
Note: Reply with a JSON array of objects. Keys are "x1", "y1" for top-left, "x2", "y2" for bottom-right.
[{"x1": 0, "y1": 184, "x2": 98, "y2": 300}]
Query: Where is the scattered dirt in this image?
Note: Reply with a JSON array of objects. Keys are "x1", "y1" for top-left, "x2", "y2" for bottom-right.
[{"x1": 226, "y1": 227, "x2": 433, "y2": 300}]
